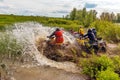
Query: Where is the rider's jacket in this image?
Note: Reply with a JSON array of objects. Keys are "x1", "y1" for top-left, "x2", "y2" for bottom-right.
[
  {"x1": 84, "y1": 31, "x2": 96, "y2": 42},
  {"x1": 79, "y1": 28, "x2": 84, "y2": 36},
  {"x1": 50, "y1": 30, "x2": 64, "y2": 43}
]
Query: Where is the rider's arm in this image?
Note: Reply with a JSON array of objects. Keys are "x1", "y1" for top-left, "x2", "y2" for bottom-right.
[
  {"x1": 83, "y1": 34, "x2": 88, "y2": 37},
  {"x1": 49, "y1": 31, "x2": 55, "y2": 38}
]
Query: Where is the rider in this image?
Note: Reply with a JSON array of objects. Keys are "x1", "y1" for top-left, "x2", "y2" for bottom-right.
[
  {"x1": 69, "y1": 29, "x2": 75, "y2": 34},
  {"x1": 92, "y1": 28, "x2": 97, "y2": 37},
  {"x1": 48, "y1": 28, "x2": 64, "y2": 45},
  {"x1": 79, "y1": 26, "x2": 84, "y2": 39},
  {"x1": 84, "y1": 29, "x2": 97, "y2": 44}
]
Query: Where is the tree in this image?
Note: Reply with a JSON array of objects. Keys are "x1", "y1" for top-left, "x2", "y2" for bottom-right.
[
  {"x1": 65, "y1": 15, "x2": 70, "y2": 20},
  {"x1": 70, "y1": 8, "x2": 77, "y2": 20},
  {"x1": 110, "y1": 12, "x2": 116, "y2": 22},
  {"x1": 84, "y1": 10, "x2": 97, "y2": 27},
  {"x1": 82, "y1": 8, "x2": 87, "y2": 19},
  {"x1": 116, "y1": 13, "x2": 120, "y2": 23},
  {"x1": 100, "y1": 12, "x2": 116, "y2": 22},
  {"x1": 81, "y1": 9, "x2": 97, "y2": 27},
  {"x1": 67, "y1": 8, "x2": 97, "y2": 27}
]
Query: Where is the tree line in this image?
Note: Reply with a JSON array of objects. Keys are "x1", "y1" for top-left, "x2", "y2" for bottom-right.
[{"x1": 65, "y1": 8, "x2": 120, "y2": 27}]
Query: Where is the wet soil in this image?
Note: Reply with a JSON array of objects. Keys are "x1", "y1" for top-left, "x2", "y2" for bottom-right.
[
  {"x1": 36, "y1": 38, "x2": 82, "y2": 63},
  {"x1": 0, "y1": 63, "x2": 87, "y2": 80},
  {"x1": 12, "y1": 65, "x2": 87, "y2": 80}
]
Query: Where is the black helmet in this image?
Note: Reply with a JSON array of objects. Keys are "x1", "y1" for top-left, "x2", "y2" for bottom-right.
[
  {"x1": 88, "y1": 29, "x2": 92, "y2": 32},
  {"x1": 56, "y1": 28, "x2": 60, "y2": 31},
  {"x1": 92, "y1": 28, "x2": 96, "y2": 30}
]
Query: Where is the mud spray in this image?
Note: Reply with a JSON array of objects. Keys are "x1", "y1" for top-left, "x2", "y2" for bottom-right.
[{"x1": 9, "y1": 22, "x2": 81, "y2": 73}]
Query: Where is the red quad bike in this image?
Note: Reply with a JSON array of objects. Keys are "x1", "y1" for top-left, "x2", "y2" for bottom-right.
[{"x1": 46, "y1": 36, "x2": 69, "y2": 49}]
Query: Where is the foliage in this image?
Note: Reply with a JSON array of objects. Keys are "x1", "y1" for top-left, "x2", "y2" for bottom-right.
[
  {"x1": 112, "y1": 56, "x2": 120, "y2": 75},
  {"x1": 69, "y1": 8, "x2": 77, "y2": 20},
  {"x1": 68, "y1": 8, "x2": 120, "y2": 24},
  {"x1": 90, "y1": 20, "x2": 120, "y2": 43},
  {"x1": 97, "y1": 68, "x2": 120, "y2": 80},
  {"x1": 81, "y1": 51, "x2": 87, "y2": 57},
  {"x1": 100, "y1": 12, "x2": 116, "y2": 22},
  {"x1": 100, "y1": 12, "x2": 120, "y2": 23},
  {"x1": 67, "y1": 8, "x2": 97, "y2": 27},
  {"x1": 79, "y1": 55, "x2": 120, "y2": 79},
  {"x1": 80, "y1": 55, "x2": 114, "y2": 78},
  {"x1": 0, "y1": 14, "x2": 81, "y2": 31},
  {"x1": 116, "y1": 13, "x2": 120, "y2": 23},
  {"x1": 0, "y1": 14, "x2": 120, "y2": 43}
]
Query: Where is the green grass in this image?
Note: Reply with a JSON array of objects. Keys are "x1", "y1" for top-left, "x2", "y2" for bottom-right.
[
  {"x1": 0, "y1": 14, "x2": 81, "y2": 31},
  {"x1": 0, "y1": 14, "x2": 120, "y2": 43}
]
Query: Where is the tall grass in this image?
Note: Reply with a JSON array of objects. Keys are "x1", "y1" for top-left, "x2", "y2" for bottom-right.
[
  {"x1": 0, "y1": 32, "x2": 23, "y2": 63},
  {"x1": 0, "y1": 14, "x2": 81, "y2": 31}
]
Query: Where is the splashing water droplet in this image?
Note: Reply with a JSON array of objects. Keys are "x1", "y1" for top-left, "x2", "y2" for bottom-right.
[{"x1": 10, "y1": 22, "x2": 80, "y2": 73}]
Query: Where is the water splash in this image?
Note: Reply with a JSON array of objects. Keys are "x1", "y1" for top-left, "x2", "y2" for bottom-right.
[{"x1": 11, "y1": 22, "x2": 80, "y2": 73}]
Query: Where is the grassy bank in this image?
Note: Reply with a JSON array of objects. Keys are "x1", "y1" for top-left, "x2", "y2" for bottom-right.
[
  {"x1": 1, "y1": 14, "x2": 120, "y2": 43},
  {"x1": 0, "y1": 14, "x2": 80, "y2": 31}
]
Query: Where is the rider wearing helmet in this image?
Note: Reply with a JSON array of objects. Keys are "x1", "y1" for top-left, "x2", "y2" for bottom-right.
[
  {"x1": 49, "y1": 28, "x2": 64, "y2": 45},
  {"x1": 79, "y1": 26, "x2": 84, "y2": 36},
  {"x1": 84, "y1": 29, "x2": 96, "y2": 44}
]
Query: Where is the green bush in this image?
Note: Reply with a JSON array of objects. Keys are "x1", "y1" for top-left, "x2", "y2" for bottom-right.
[
  {"x1": 80, "y1": 55, "x2": 120, "y2": 79},
  {"x1": 112, "y1": 56, "x2": 120, "y2": 75},
  {"x1": 90, "y1": 20, "x2": 120, "y2": 43},
  {"x1": 80, "y1": 55, "x2": 114, "y2": 78},
  {"x1": 97, "y1": 68, "x2": 120, "y2": 80}
]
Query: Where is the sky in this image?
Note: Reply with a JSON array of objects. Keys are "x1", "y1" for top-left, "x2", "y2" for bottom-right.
[{"x1": 0, "y1": 0, "x2": 120, "y2": 17}]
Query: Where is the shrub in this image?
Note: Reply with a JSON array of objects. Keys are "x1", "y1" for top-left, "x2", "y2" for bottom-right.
[
  {"x1": 80, "y1": 55, "x2": 114, "y2": 78},
  {"x1": 97, "y1": 68, "x2": 120, "y2": 80},
  {"x1": 90, "y1": 20, "x2": 120, "y2": 43},
  {"x1": 112, "y1": 56, "x2": 120, "y2": 75}
]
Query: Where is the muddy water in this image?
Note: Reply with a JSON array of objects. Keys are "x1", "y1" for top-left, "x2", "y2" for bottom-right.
[
  {"x1": 2, "y1": 22, "x2": 87, "y2": 80},
  {"x1": 11, "y1": 65, "x2": 87, "y2": 80},
  {"x1": 11, "y1": 22, "x2": 79, "y2": 73}
]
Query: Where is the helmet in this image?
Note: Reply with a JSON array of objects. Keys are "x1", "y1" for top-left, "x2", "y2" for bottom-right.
[
  {"x1": 88, "y1": 29, "x2": 92, "y2": 32},
  {"x1": 79, "y1": 26, "x2": 83, "y2": 28},
  {"x1": 56, "y1": 28, "x2": 60, "y2": 31},
  {"x1": 92, "y1": 28, "x2": 96, "y2": 30}
]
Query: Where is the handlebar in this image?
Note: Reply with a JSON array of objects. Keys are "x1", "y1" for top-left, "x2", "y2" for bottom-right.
[
  {"x1": 47, "y1": 36, "x2": 55, "y2": 39},
  {"x1": 47, "y1": 36, "x2": 50, "y2": 38}
]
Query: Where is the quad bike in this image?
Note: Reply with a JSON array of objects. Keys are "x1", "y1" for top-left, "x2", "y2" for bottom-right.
[
  {"x1": 46, "y1": 36, "x2": 69, "y2": 49},
  {"x1": 96, "y1": 37, "x2": 107, "y2": 52},
  {"x1": 45, "y1": 36, "x2": 74, "y2": 62},
  {"x1": 76, "y1": 36, "x2": 107, "y2": 54},
  {"x1": 69, "y1": 30, "x2": 107, "y2": 54}
]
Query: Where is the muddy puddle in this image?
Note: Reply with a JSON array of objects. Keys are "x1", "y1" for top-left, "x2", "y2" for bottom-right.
[{"x1": 10, "y1": 65, "x2": 87, "y2": 80}]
